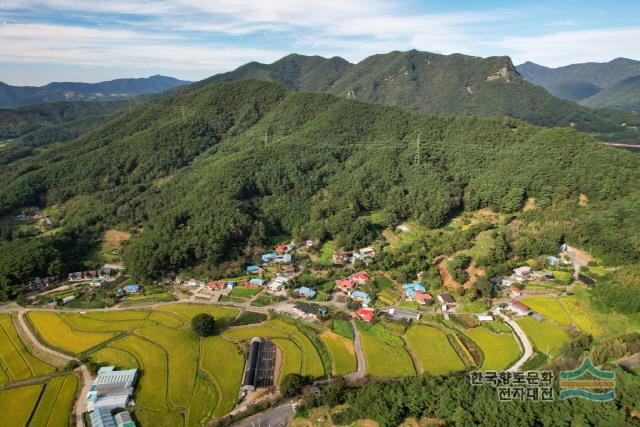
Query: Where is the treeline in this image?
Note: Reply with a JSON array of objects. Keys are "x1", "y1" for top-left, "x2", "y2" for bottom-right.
[
  {"x1": 1, "y1": 80, "x2": 640, "y2": 287},
  {"x1": 298, "y1": 371, "x2": 640, "y2": 427}
]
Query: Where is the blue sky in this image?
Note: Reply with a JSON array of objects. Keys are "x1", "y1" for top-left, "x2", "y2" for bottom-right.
[{"x1": 1, "y1": 0, "x2": 639, "y2": 85}]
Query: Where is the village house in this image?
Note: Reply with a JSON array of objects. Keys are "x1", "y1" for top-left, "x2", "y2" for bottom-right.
[
  {"x1": 294, "y1": 287, "x2": 317, "y2": 299},
  {"x1": 437, "y1": 294, "x2": 455, "y2": 304},
  {"x1": 355, "y1": 307, "x2": 375, "y2": 322},
  {"x1": 68, "y1": 271, "x2": 98, "y2": 281},
  {"x1": 508, "y1": 300, "x2": 531, "y2": 316},
  {"x1": 304, "y1": 240, "x2": 315, "y2": 248},
  {"x1": 293, "y1": 304, "x2": 327, "y2": 318},
  {"x1": 513, "y1": 266, "x2": 533, "y2": 281},
  {"x1": 26, "y1": 276, "x2": 59, "y2": 292},
  {"x1": 246, "y1": 265, "x2": 264, "y2": 274},
  {"x1": 337, "y1": 278, "x2": 356, "y2": 293},
  {"x1": 351, "y1": 272, "x2": 370, "y2": 284},
  {"x1": 533, "y1": 271, "x2": 555, "y2": 281},
  {"x1": 206, "y1": 281, "x2": 226, "y2": 291},
  {"x1": 275, "y1": 244, "x2": 295, "y2": 254},
  {"x1": 546, "y1": 256, "x2": 560, "y2": 266},
  {"x1": 246, "y1": 278, "x2": 265, "y2": 287},
  {"x1": 187, "y1": 279, "x2": 206, "y2": 288},
  {"x1": 61, "y1": 295, "x2": 76, "y2": 305},
  {"x1": 477, "y1": 313, "x2": 494, "y2": 321},
  {"x1": 86, "y1": 366, "x2": 138, "y2": 411},
  {"x1": 388, "y1": 307, "x2": 422, "y2": 321},
  {"x1": 267, "y1": 275, "x2": 290, "y2": 293},
  {"x1": 332, "y1": 251, "x2": 352, "y2": 265},
  {"x1": 121, "y1": 284, "x2": 142, "y2": 295}
]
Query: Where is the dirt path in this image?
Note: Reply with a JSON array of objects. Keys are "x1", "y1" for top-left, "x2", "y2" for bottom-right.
[
  {"x1": 401, "y1": 336, "x2": 423, "y2": 374},
  {"x1": 344, "y1": 320, "x2": 366, "y2": 381}
]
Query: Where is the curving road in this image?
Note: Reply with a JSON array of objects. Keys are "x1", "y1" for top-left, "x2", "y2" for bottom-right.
[{"x1": 492, "y1": 308, "x2": 533, "y2": 372}]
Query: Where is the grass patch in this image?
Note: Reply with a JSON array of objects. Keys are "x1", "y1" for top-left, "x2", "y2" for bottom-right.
[
  {"x1": 356, "y1": 322, "x2": 404, "y2": 347},
  {"x1": 320, "y1": 332, "x2": 356, "y2": 376},
  {"x1": 332, "y1": 320, "x2": 354, "y2": 340},
  {"x1": 465, "y1": 327, "x2": 520, "y2": 371},
  {"x1": 374, "y1": 275, "x2": 394, "y2": 290},
  {"x1": 318, "y1": 241, "x2": 336, "y2": 265},
  {"x1": 460, "y1": 299, "x2": 490, "y2": 314},
  {"x1": 517, "y1": 317, "x2": 569, "y2": 357},
  {"x1": 231, "y1": 311, "x2": 267, "y2": 326},
  {"x1": 484, "y1": 321, "x2": 511, "y2": 333},
  {"x1": 405, "y1": 325, "x2": 465, "y2": 375},
  {"x1": 250, "y1": 295, "x2": 285, "y2": 307},
  {"x1": 230, "y1": 287, "x2": 262, "y2": 299}
]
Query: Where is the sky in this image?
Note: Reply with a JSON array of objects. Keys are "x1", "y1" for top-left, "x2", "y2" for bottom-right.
[{"x1": 1, "y1": 0, "x2": 640, "y2": 86}]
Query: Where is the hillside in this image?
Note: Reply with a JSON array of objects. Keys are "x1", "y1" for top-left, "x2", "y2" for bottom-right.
[
  {"x1": 0, "y1": 75, "x2": 188, "y2": 108},
  {"x1": 580, "y1": 75, "x2": 640, "y2": 112},
  {"x1": 196, "y1": 51, "x2": 639, "y2": 136},
  {"x1": 2, "y1": 80, "x2": 640, "y2": 292},
  {"x1": 517, "y1": 58, "x2": 640, "y2": 101},
  {"x1": 0, "y1": 101, "x2": 127, "y2": 164}
]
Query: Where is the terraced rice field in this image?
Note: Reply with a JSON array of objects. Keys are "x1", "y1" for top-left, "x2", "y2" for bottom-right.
[
  {"x1": 27, "y1": 311, "x2": 116, "y2": 354},
  {"x1": 559, "y1": 296, "x2": 603, "y2": 336},
  {"x1": 517, "y1": 317, "x2": 569, "y2": 356},
  {"x1": 320, "y1": 332, "x2": 356, "y2": 375},
  {"x1": 0, "y1": 313, "x2": 54, "y2": 383},
  {"x1": 359, "y1": 332, "x2": 415, "y2": 377},
  {"x1": 519, "y1": 297, "x2": 571, "y2": 325},
  {"x1": 272, "y1": 338, "x2": 302, "y2": 381},
  {"x1": 200, "y1": 337, "x2": 245, "y2": 417},
  {"x1": 90, "y1": 347, "x2": 139, "y2": 369},
  {"x1": 465, "y1": 327, "x2": 520, "y2": 371},
  {"x1": 157, "y1": 304, "x2": 239, "y2": 326},
  {"x1": 61, "y1": 311, "x2": 153, "y2": 332},
  {"x1": 405, "y1": 326, "x2": 466, "y2": 375}
]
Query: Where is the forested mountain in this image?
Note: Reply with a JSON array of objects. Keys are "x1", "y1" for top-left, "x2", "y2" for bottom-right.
[
  {"x1": 580, "y1": 75, "x2": 640, "y2": 112},
  {"x1": 0, "y1": 75, "x2": 188, "y2": 108},
  {"x1": 517, "y1": 58, "x2": 640, "y2": 102},
  {"x1": 0, "y1": 101, "x2": 127, "y2": 164},
  {"x1": 2, "y1": 79, "x2": 640, "y2": 297},
  {"x1": 196, "y1": 50, "x2": 639, "y2": 136}
]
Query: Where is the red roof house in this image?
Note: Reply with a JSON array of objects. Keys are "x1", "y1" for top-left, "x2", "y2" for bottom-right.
[
  {"x1": 338, "y1": 278, "x2": 356, "y2": 292},
  {"x1": 356, "y1": 308, "x2": 375, "y2": 322},
  {"x1": 206, "y1": 281, "x2": 225, "y2": 290},
  {"x1": 351, "y1": 272, "x2": 370, "y2": 284},
  {"x1": 414, "y1": 292, "x2": 433, "y2": 304},
  {"x1": 275, "y1": 244, "x2": 288, "y2": 254}
]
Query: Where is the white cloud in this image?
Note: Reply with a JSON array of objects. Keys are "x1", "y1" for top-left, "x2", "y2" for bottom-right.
[
  {"x1": 0, "y1": 22, "x2": 285, "y2": 71},
  {"x1": 495, "y1": 27, "x2": 640, "y2": 66}
]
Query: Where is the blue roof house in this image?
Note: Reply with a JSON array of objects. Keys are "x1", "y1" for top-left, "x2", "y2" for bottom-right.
[
  {"x1": 249, "y1": 278, "x2": 265, "y2": 286},
  {"x1": 294, "y1": 287, "x2": 317, "y2": 298},
  {"x1": 546, "y1": 256, "x2": 560, "y2": 266},
  {"x1": 122, "y1": 284, "x2": 141, "y2": 294},
  {"x1": 261, "y1": 253, "x2": 278, "y2": 263},
  {"x1": 350, "y1": 291, "x2": 370, "y2": 300},
  {"x1": 246, "y1": 265, "x2": 261, "y2": 272}
]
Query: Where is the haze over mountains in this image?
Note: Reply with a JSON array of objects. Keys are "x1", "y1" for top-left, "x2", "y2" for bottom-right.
[
  {"x1": 0, "y1": 75, "x2": 188, "y2": 109},
  {"x1": 517, "y1": 58, "x2": 640, "y2": 111},
  {"x1": 203, "y1": 50, "x2": 639, "y2": 137}
]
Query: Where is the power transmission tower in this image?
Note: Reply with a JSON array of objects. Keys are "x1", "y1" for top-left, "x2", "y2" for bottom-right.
[{"x1": 413, "y1": 133, "x2": 421, "y2": 166}]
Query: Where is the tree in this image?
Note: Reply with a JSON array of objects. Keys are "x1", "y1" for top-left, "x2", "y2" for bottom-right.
[
  {"x1": 280, "y1": 373, "x2": 307, "y2": 397},
  {"x1": 191, "y1": 313, "x2": 216, "y2": 337}
]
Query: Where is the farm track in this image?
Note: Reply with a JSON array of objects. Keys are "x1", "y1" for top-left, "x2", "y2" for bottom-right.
[
  {"x1": 344, "y1": 320, "x2": 366, "y2": 381},
  {"x1": 493, "y1": 309, "x2": 533, "y2": 372}
]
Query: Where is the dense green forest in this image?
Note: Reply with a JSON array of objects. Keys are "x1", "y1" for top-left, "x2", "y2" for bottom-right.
[
  {"x1": 2, "y1": 79, "x2": 640, "y2": 297},
  {"x1": 297, "y1": 369, "x2": 640, "y2": 427},
  {"x1": 0, "y1": 101, "x2": 127, "y2": 164},
  {"x1": 202, "y1": 51, "x2": 640, "y2": 140}
]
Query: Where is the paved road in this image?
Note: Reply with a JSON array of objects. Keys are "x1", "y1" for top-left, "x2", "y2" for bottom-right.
[
  {"x1": 493, "y1": 308, "x2": 533, "y2": 372},
  {"x1": 232, "y1": 402, "x2": 295, "y2": 427},
  {"x1": 345, "y1": 319, "x2": 366, "y2": 381}
]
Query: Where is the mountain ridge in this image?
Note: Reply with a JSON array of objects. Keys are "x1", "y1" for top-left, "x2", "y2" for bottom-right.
[{"x1": 0, "y1": 75, "x2": 189, "y2": 108}]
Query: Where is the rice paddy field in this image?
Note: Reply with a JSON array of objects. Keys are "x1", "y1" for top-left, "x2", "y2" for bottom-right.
[
  {"x1": 0, "y1": 313, "x2": 55, "y2": 384},
  {"x1": 517, "y1": 317, "x2": 570, "y2": 356},
  {"x1": 0, "y1": 374, "x2": 77, "y2": 427},
  {"x1": 320, "y1": 331, "x2": 357, "y2": 375},
  {"x1": 518, "y1": 297, "x2": 572, "y2": 325},
  {"x1": 405, "y1": 325, "x2": 466, "y2": 375},
  {"x1": 24, "y1": 304, "x2": 249, "y2": 427},
  {"x1": 359, "y1": 332, "x2": 416, "y2": 377},
  {"x1": 464, "y1": 326, "x2": 520, "y2": 371}
]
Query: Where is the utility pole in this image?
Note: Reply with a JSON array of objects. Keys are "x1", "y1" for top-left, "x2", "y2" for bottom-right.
[
  {"x1": 413, "y1": 133, "x2": 421, "y2": 166},
  {"x1": 264, "y1": 131, "x2": 269, "y2": 145}
]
